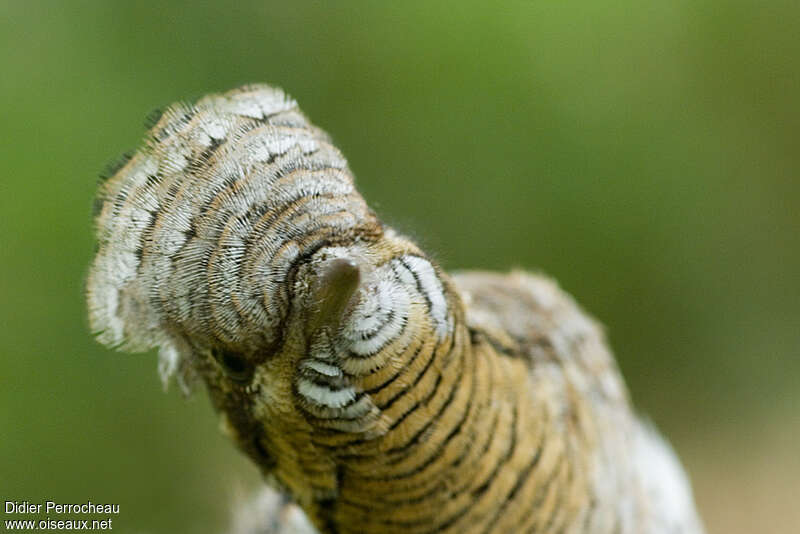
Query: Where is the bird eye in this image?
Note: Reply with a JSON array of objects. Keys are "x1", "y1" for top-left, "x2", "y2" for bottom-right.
[{"x1": 211, "y1": 348, "x2": 253, "y2": 383}]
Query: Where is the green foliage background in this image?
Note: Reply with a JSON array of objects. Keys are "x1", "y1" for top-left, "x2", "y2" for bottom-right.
[{"x1": 1, "y1": 2, "x2": 797, "y2": 532}]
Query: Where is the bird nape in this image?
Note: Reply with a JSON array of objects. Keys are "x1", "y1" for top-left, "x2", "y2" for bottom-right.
[{"x1": 87, "y1": 84, "x2": 705, "y2": 534}]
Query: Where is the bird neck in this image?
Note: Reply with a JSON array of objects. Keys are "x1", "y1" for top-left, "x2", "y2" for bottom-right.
[{"x1": 297, "y1": 248, "x2": 588, "y2": 533}]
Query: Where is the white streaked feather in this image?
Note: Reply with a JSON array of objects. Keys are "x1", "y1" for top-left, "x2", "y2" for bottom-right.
[
  {"x1": 296, "y1": 379, "x2": 356, "y2": 409},
  {"x1": 301, "y1": 359, "x2": 342, "y2": 378},
  {"x1": 347, "y1": 283, "x2": 409, "y2": 356},
  {"x1": 403, "y1": 256, "x2": 450, "y2": 339}
]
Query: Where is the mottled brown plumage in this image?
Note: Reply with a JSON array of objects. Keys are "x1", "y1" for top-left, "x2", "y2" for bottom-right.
[{"x1": 87, "y1": 85, "x2": 704, "y2": 534}]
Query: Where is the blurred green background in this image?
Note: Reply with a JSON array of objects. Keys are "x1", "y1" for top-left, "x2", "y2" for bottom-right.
[{"x1": 1, "y1": 1, "x2": 798, "y2": 532}]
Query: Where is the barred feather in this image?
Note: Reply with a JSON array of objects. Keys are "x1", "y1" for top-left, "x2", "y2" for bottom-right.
[{"x1": 88, "y1": 85, "x2": 704, "y2": 534}]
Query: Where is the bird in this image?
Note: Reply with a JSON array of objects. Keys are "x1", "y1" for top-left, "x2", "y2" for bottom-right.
[{"x1": 87, "y1": 84, "x2": 705, "y2": 534}]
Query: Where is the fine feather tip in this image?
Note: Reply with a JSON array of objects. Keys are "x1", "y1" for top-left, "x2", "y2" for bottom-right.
[{"x1": 97, "y1": 150, "x2": 135, "y2": 184}]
